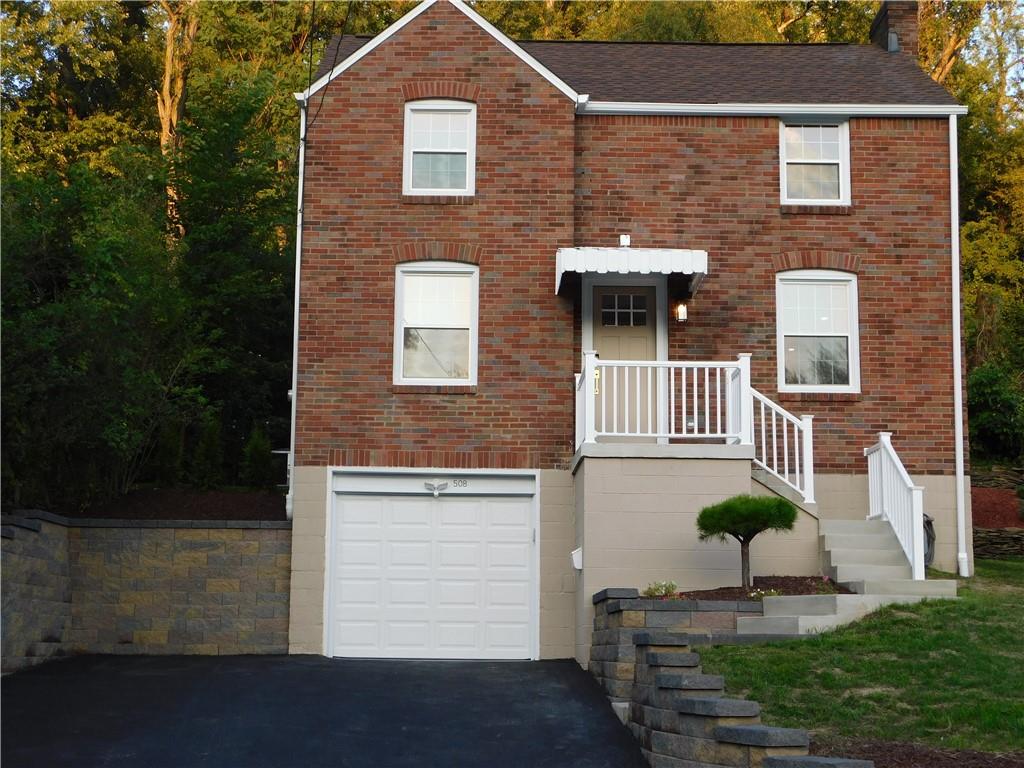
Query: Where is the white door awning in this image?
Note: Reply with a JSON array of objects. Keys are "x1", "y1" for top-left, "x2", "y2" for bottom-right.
[{"x1": 555, "y1": 247, "x2": 708, "y2": 293}]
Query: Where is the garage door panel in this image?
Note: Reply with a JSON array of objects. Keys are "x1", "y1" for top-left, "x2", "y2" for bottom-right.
[{"x1": 330, "y1": 482, "x2": 536, "y2": 659}]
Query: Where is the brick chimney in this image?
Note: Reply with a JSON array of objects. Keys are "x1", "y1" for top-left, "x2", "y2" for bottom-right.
[{"x1": 870, "y1": 1, "x2": 920, "y2": 60}]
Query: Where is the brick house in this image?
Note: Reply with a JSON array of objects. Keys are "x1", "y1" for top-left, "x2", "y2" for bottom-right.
[{"x1": 285, "y1": 0, "x2": 971, "y2": 664}]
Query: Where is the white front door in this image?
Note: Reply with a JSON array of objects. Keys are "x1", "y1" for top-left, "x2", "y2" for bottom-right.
[{"x1": 327, "y1": 472, "x2": 537, "y2": 659}]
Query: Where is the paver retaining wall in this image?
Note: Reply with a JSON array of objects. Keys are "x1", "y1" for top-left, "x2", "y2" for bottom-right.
[{"x1": 2, "y1": 511, "x2": 291, "y2": 673}]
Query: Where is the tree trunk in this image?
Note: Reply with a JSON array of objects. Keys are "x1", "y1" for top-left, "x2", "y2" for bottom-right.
[
  {"x1": 157, "y1": 0, "x2": 200, "y2": 242},
  {"x1": 740, "y1": 539, "x2": 751, "y2": 589}
]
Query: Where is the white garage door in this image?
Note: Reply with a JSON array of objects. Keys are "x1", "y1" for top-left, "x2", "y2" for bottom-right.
[{"x1": 327, "y1": 471, "x2": 537, "y2": 659}]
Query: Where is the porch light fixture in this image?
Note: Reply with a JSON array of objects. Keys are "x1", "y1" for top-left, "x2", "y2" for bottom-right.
[{"x1": 675, "y1": 302, "x2": 688, "y2": 322}]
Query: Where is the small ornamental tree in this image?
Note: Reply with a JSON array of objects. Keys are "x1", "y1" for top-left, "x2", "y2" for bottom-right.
[{"x1": 696, "y1": 495, "x2": 798, "y2": 589}]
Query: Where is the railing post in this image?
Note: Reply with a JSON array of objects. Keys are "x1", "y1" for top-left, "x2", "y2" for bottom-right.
[
  {"x1": 737, "y1": 354, "x2": 753, "y2": 446},
  {"x1": 911, "y1": 485, "x2": 925, "y2": 580},
  {"x1": 583, "y1": 350, "x2": 598, "y2": 444},
  {"x1": 800, "y1": 414, "x2": 815, "y2": 505}
]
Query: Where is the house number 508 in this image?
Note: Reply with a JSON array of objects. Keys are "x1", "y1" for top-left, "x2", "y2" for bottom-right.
[{"x1": 451, "y1": 478, "x2": 468, "y2": 488}]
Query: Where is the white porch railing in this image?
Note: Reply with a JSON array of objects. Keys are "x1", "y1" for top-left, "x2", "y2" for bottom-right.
[
  {"x1": 864, "y1": 432, "x2": 925, "y2": 580},
  {"x1": 574, "y1": 351, "x2": 815, "y2": 505},
  {"x1": 751, "y1": 389, "x2": 815, "y2": 505}
]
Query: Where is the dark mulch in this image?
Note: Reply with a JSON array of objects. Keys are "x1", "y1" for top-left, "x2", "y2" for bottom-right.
[
  {"x1": 673, "y1": 575, "x2": 852, "y2": 601},
  {"x1": 971, "y1": 486, "x2": 1024, "y2": 529},
  {"x1": 816, "y1": 739, "x2": 1024, "y2": 768},
  {"x1": 70, "y1": 487, "x2": 286, "y2": 521}
]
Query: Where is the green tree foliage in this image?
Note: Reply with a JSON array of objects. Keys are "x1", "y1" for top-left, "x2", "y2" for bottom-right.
[
  {"x1": 697, "y1": 495, "x2": 798, "y2": 588},
  {"x1": 241, "y1": 424, "x2": 275, "y2": 489},
  {"x1": 1, "y1": 0, "x2": 1020, "y2": 512}
]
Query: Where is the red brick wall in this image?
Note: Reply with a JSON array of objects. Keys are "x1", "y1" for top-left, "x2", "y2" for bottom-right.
[
  {"x1": 297, "y1": 2, "x2": 963, "y2": 476},
  {"x1": 295, "y1": 1, "x2": 577, "y2": 470},
  {"x1": 575, "y1": 114, "x2": 960, "y2": 474}
]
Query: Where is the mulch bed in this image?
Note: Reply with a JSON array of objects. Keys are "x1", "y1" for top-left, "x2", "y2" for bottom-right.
[
  {"x1": 71, "y1": 487, "x2": 286, "y2": 521},
  {"x1": 971, "y1": 486, "x2": 1023, "y2": 529},
  {"x1": 673, "y1": 576, "x2": 852, "y2": 601},
  {"x1": 816, "y1": 739, "x2": 1024, "y2": 768}
]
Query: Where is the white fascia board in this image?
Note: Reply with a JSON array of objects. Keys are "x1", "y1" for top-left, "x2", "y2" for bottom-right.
[
  {"x1": 578, "y1": 101, "x2": 968, "y2": 117},
  {"x1": 301, "y1": 0, "x2": 577, "y2": 103}
]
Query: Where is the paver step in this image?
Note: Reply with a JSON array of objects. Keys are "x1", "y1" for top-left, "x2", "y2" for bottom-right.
[
  {"x1": 645, "y1": 651, "x2": 701, "y2": 667},
  {"x1": 842, "y1": 578, "x2": 957, "y2": 597},
  {"x1": 825, "y1": 548, "x2": 908, "y2": 567},
  {"x1": 675, "y1": 696, "x2": 760, "y2": 717},
  {"x1": 714, "y1": 724, "x2": 810, "y2": 748},
  {"x1": 819, "y1": 519, "x2": 892, "y2": 535},
  {"x1": 655, "y1": 673, "x2": 724, "y2": 691},
  {"x1": 633, "y1": 631, "x2": 692, "y2": 647},
  {"x1": 830, "y1": 564, "x2": 912, "y2": 582},
  {"x1": 764, "y1": 757, "x2": 875, "y2": 767}
]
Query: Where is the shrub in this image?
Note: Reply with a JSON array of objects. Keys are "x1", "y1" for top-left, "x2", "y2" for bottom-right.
[
  {"x1": 642, "y1": 580, "x2": 678, "y2": 598},
  {"x1": 240, "y1": 423, "x2": 275, "y2": 489},
  {"x1": 968, "y1": 362, "x2": 1024, "y2": 460},
  {"x1": 190, "y1": 415, "x2": 224, "y2": 490},
  {"x1": 696, "y1": 495, "x2": 797, "y2": 589}
]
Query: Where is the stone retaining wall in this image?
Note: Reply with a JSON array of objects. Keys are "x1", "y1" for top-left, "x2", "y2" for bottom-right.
[
  {"x1": 972, "y1": 527, "x2": 1024, "y2": 560},
  {"x1": 589, "y1": 589, "x2": 765, "y2": 699},
  {"x1": 2, "y1": 511, "x2": 291, "y2": 673}
]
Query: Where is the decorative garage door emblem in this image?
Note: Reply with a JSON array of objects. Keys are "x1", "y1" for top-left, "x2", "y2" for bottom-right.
[{"x1": 424, "y1": 480, "x2": 448, "y2": 497}]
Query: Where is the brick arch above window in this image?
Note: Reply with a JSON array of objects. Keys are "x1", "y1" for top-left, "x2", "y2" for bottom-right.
[
  {"x1": 401, "y1": 81, "x2": 480, "y2": 102},
  {"x1": 773, "y1": 251, "x2": 860, "y2": 274},
  {"x1": 392, "y1": 241, "x2": 483, "y2": 266}
]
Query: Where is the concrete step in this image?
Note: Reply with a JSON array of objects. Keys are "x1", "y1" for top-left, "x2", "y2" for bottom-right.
[
  {"x1": 763, "y1": 593, "x2": 928, "y2": 618},
  {"x1": 825, "y1": 547, "x2": 909, "y2": 567},
  {"x1": 831, "y1": 563, "x2": 912, "y2": 582},
  {"x1": 821, "y1": 532, "x2": 902, "y2": 551},
  {"x1": 737, "y1": 613, "x2": 864, "y2": 635},
  {"x1": 819, "y1": 519, "x2": 892, "y2": 535},
  {"x1": 842, "y1": 578, "x2": 958, "y2": 597}
]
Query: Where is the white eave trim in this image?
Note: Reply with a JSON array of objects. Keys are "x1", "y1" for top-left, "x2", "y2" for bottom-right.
[
  {"x1": 577, "y1": 101, "x2": 968, "y2": 117},
  {"x1": 300, "y1": 0, "x2": 578, "y2": 103},
  {"x1": 555, "y1": 247, "x2": 708, "y2": 293}
]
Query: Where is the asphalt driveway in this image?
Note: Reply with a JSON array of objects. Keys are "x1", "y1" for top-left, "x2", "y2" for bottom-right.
[{"x1": 1, "y1": 655, "x2": 646, "y2": 768}]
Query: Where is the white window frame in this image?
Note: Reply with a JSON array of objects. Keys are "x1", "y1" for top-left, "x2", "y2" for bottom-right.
[
  {"x1": 775, "y1": 269, "x2": 860, "y2": 394},
  {"x1": 393, "y1": 261, "x2": 479, "y2": 386},
  {"x1": 402, "y1": 100, "x2": 477, "y2": 197},
  {"x1": 779, "y1": 121, "x2": 851, "y2": 206}
]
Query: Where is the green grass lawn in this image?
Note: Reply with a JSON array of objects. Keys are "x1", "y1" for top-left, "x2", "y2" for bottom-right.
[{"x1": 698, "y1": 559, "x2": 1024, "y2": 753}]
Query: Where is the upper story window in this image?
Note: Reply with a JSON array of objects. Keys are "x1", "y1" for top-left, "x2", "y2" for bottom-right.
[
  {"x1": 776, "y1": 270, "x2": 860, "y2": 393},
  {"x1": 393, "y1": 261, "x2": 479, "y2": 386},
  {"x1": 779, "y1": 122, "x2": 851, "y2": 206},
  {"x1": 403, "y1": 100, "x2": 476, "y2": 196}
]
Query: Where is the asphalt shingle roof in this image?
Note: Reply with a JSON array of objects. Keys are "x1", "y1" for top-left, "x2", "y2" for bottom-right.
[{"x1": 313, "y1": 34, "x2": 959, "y2": 106}]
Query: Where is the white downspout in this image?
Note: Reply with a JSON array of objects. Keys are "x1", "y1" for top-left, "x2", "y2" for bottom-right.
[
  {"x1": 949, "y1": 114, "x2": 969, "y2": 577},
  {"x1": 286, "y1": 94, "x2": 308, "y2": 521}
]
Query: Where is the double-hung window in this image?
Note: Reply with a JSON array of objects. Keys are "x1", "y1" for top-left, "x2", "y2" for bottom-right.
[
  {"x1": 403, "y1": 100, "x2": 476, "y2": 196},
  {"x1": 776, "y1": 270, "x2": 860, "y2": 393},
  {"x1": 394, "y1": 262, "x2": 479, "y2": 386},
  {"x1": 779, "y1": 122, "x2": 851, "y2": 205}
]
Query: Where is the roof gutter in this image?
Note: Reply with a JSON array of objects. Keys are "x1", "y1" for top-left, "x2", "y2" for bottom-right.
[
  {"x1": 577, "y1": 100, "x2": 968, "y2": 117},
  {"x1": 285, "y1": 93, "x2": 308, "y2": 522},
  {"x1": 949, "y1": 113, "x2": 970, "y2": 577}
]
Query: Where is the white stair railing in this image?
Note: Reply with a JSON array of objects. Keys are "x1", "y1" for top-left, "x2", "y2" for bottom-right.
[
  {"x1": 750, "y1": 389, "x2": 815, "y2": 505},
  {"x1": 864, "y1": 432, "x2": 925, "y2": 580}
]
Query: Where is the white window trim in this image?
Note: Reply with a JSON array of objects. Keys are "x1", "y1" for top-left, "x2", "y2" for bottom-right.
[
  {"x1": 775, "y1": 269, "x2": 861, "y2": 394},
  {"x1": 402, "y1": 100, "x2": 477, "y2": 197},
  {"x1": 779, "y1": 120, "x2": 851, "y2": 206},
  {"x1": 393, "y1": 261, "x2": 479, "y2": 386}
]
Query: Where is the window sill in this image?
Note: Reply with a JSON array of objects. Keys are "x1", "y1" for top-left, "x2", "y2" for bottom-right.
[
  {"x1": 776, "y1": 391, "x2": 862, "y2": 404},
  {"x1": 392, "y1": 385, "x2": 478, "y2": 395},
  {"x1": 780, "y1": 204, "x2": 852, "y2": 215},
  {"x1": 402, "y1": 195, "x2": 475, "y2": 205}
]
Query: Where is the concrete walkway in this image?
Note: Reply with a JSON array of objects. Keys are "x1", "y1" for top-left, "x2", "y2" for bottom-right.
[{"x1": 1, "y1": 655, "x2": 646, "y2": 768}]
